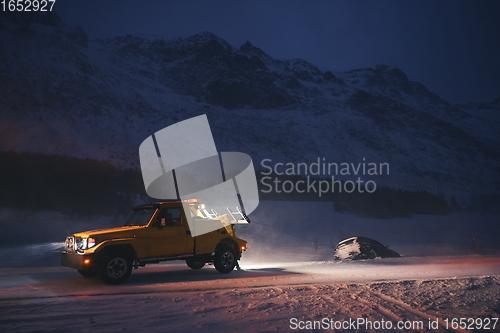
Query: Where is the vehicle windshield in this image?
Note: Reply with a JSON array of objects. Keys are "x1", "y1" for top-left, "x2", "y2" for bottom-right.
[
  {"x1": 124, "y1": 208, "x2": 156, "y2": 226},
  {"x1": 358, "y1": 237, "x2": 383, "y2": 247}
]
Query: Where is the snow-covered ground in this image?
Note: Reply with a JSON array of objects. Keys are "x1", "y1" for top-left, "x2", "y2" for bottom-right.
[
  {"x1": 0, "y1": 258, "x2": 500, "y2": 332},
  {"x1": 0, "y1": 201, "x2": 499, "y2": 332}
]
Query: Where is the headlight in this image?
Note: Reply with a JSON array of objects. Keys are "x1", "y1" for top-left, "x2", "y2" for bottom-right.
[{"x1": 65, "y1": 236, "x2": 74, "y2": 251}]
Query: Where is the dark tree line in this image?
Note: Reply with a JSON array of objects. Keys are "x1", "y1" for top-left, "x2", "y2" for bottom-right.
[
  {"x1": 256, "y1": 172, "x2": 481, "y2": 219},
  {"x1": 331, "y1": 186, "x2": 453, "y2": 218},
  {"x1": 0, "y1": 152, "x2": 496, "y2": 219},
  {"x1": 0, "y1": 151, "x2": 144, "y2": 216}
]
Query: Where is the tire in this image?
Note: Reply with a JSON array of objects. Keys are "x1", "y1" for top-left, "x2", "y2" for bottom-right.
[
  {"x1": 77, "y1": 268, "x2": 98, "y2": 278},
  {"x1": 214, "y1": 247, "x2": 237, "y2": 274},
  {"x1": 369, "y1": 249, "x2": 377, "y2": 259},
  {"x1": 99, "y1": 254, "x2": 132, "y2": 284},
  {"x1": 186, "y1": 259, "x2": 205, "y2": 270}
]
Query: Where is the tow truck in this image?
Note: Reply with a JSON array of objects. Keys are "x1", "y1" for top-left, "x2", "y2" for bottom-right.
[{"x1": 61, "y1": 200, "x2": 248, "y2": 284}]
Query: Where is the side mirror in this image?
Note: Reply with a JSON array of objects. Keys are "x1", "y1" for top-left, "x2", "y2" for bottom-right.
[
  {"x1": 384, "y1": 244, "x2": 389, "y2": 248},
  {"x1": 158, "y1": 218, "x2": 166, "y2": 229},
  {"x1": 153, "y1": 219, "x2": 163, "y2": 229}
]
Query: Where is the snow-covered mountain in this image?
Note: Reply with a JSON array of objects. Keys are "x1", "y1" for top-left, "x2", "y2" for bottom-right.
[{"x1": 0, "y1": 11, "x2": 498, "y2": 196}]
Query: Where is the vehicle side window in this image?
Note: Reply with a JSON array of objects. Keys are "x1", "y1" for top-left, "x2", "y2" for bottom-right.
[
  {"x1": 359, "y1": 237, "x2": 376, "y2": 245},
  {"x1": 155, "y1": 207, "x2": 183, "y2": 227},
  {"x1": 366, "y1": 239, "x2": 382, "y2": 247}
]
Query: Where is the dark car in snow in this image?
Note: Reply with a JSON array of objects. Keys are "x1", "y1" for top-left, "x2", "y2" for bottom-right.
[{"x1": 333, "y1": 236, "x2": 400, "y2": 260}]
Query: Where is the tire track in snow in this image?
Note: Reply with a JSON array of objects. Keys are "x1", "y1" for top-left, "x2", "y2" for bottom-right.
[
  {"x1": 352, "y1": 290, "x2": 410, "y2": 327},
  {"x1": 319, "y1": 287, "x2": 444, "y2": 332},
  {"x1": 370, "y1": 290, "x2": 469, "y2": 333}
]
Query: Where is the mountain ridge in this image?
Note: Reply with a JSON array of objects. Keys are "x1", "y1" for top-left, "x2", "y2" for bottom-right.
[{"x1": 0, "y1": 12, "x2": 498, "y2": 197}]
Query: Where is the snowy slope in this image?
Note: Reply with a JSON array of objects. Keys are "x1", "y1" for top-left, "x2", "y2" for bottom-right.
[{"x1": 0, "y1": 12, "x2": 499, "y2": 196}]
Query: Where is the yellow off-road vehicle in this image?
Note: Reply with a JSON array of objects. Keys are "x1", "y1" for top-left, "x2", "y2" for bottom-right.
[{"x1": 61, "y1": 200, "x2": 248, "y2": 284}]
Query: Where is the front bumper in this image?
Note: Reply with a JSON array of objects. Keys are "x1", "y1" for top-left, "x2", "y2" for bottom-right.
[{"x1": 61, "y1": 251, "x2": 96, "y2": 270}]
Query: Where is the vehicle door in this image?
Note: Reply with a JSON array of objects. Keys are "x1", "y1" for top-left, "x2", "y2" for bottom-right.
[{"x1": 148, "y1": 206, "x2": 191, "y2": 257}]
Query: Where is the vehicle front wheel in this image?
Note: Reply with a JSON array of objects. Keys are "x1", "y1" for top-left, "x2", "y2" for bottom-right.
[
  {"x1": 214, "y1": 247, "x2": 237, "y2": 273},
  {"x1": 99, "y1": 254, "x2": 132, "y2": 284},
  {"x1": 77, "y1": 268, "x2": 98, "y2": 278},
  {"x1": 186, "y1": 259, "x2": 205, "y2": 270},
  {"x1": 369, "y1": 249, "x2": 377, "y2": 259}
]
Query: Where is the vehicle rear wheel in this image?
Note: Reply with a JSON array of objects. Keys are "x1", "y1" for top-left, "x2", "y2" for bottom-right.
[
  {"x1": 369, "y1": 249, "x2": 377, "y2": 259},
  {"x1": 214, "y1": 247, "x2": 237, "y2": 273},
  {"x1": 99, "y1": 254, "x2": 132, "y2": 284},
  {"x1": 186, "y1": 259, "x2": 205, "y2": 269},
  {"x1": 77, "y1": 268, "x2": 98, "y2": 278}
]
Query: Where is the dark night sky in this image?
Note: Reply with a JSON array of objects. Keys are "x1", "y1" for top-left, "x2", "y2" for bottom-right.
[{"x1": 55, "y1": 0, "x2": 500, "y2": 105}]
